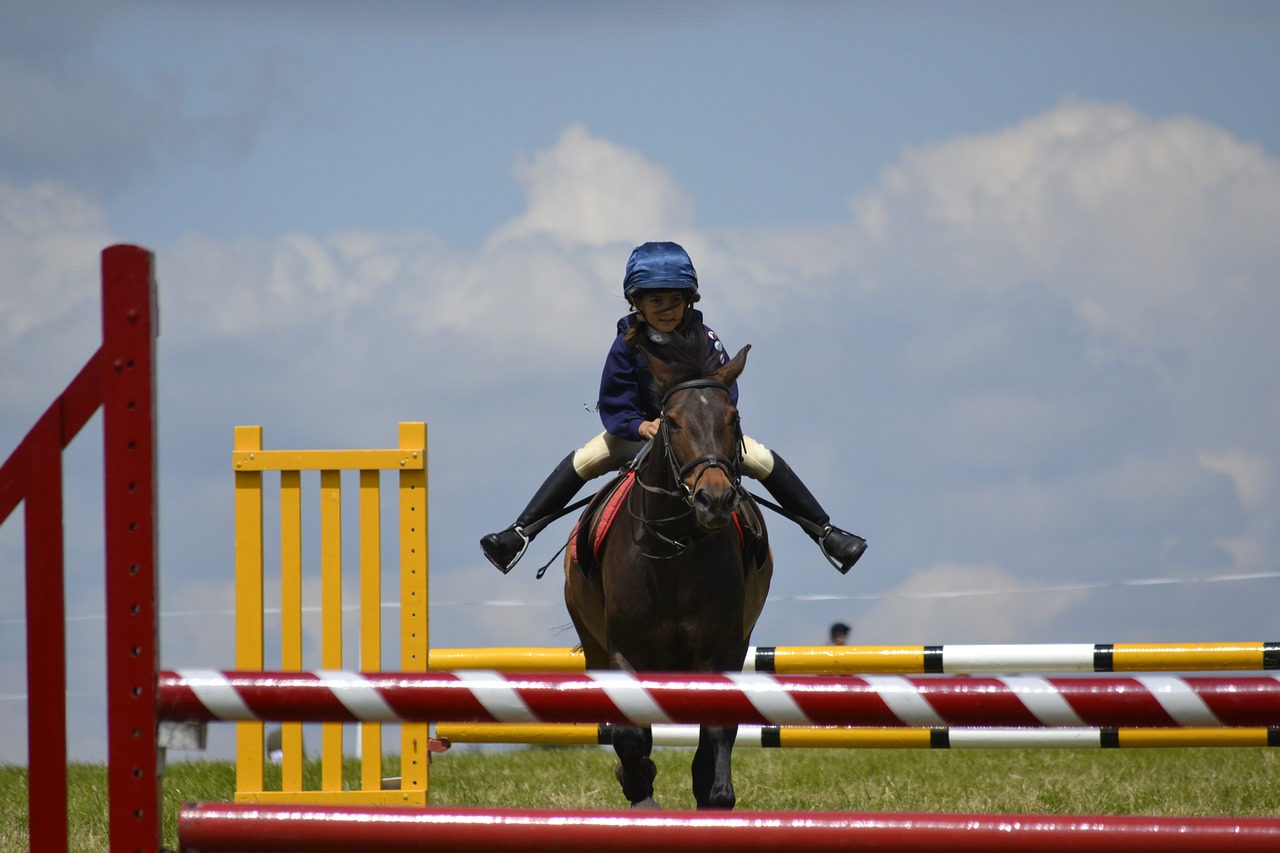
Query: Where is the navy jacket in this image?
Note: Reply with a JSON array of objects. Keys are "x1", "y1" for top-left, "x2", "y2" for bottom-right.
[{"x1": 596, "y1": 309, "x2": 737, "y2": 441}]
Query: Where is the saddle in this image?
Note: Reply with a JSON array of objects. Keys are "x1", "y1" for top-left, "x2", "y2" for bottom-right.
[
  {"x1": 570, "y1": 470, "x2": 770, "y2": 576},
  {"x1": 569, "y1": 471, "x2": 635, "y2": 575}
]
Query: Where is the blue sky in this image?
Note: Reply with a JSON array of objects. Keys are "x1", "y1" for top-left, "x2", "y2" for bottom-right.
[{"x1": 2, "y1": 0, "x2": 1279, "y2": 762}]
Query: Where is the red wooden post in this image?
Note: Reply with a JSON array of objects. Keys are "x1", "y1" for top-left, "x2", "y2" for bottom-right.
[
  {"x1": 101, "y1": 244, "x2": 161, "y2": 853},
  {"x1": 22, "y1": 407, "x2": 69, "y2": 853},
  {"x1": 0, "y1": 244, "x2": 160, "y2": 853}
]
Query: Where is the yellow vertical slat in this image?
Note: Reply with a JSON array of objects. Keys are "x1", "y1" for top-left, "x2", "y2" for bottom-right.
[
  {"x1": 319, "y1": 469, "x2": 343, "y2": 793},
  {"x1": 234, "y1": 426, "x2": 265, "y2": 799},
  {"x1": 280, "y1": 469, "x2": 304, "y2": 793},
  {"x1": 398, "y1": 422, "x2": 429, "y2": 800},
  {"x1": 359, "y1": 469, "x2": 382, "y2": 792}
]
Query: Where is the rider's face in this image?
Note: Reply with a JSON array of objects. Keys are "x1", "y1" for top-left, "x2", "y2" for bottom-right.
[{"x1": 635, "y1": 291, "x2": 686, "y2": 334}]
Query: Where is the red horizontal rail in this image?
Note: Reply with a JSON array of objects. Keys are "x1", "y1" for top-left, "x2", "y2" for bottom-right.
[
  {"x1": 178, "y1": 803, "x2": 1280, "y2": 853},
  {"x1": 0, "y1": 350, "x2": 104, "y2": 522},
  {"x1": 158, "y1": 669, "x2": 1280, "y2": 728}
]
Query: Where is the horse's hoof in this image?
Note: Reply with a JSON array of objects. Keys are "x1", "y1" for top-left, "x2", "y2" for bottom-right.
[{"x1": 630, "y1": 797, "x2": 662, "y2": 810}]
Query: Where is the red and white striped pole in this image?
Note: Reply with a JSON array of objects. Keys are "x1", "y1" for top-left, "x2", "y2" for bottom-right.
[{"x1": 159, "y1": 669, "x2": 1280, "y2": 729}]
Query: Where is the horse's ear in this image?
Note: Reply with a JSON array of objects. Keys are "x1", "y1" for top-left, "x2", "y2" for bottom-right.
[
  {"x1": 647, "y1": 349, "x2": 676, "y2": 392},
  {"x1": 714, "y1": 344, "x2": 751, "y2": 387}
]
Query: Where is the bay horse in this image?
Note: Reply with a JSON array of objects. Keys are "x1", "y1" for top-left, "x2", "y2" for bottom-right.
[{"x1": 564, "y1": 333, "x2": 773, "y2": 810}]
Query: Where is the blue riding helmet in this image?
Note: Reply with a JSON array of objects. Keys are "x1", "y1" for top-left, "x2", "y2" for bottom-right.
[{"x1": 623, "y1": 241, "x2": 699, "y2": 301}]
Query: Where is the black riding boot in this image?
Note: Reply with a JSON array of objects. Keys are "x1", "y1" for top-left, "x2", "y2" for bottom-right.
[
  {"x1": 480, "y1": 453, "x2": 586, "y2": 573},
  {"x1": 760, "y1": 452, "x2": 866, "y2": 574}
]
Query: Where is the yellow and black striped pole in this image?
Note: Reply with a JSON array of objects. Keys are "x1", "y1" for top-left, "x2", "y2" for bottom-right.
[
  {"x1": 434, "y1": 722, "x2": 1280, "y2": 750},
  {"x1": 427, "y1": 642, "x2": 1280, "y2": 674}
]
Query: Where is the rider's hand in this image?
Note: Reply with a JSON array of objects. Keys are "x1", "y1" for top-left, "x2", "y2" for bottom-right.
[{"x1": 637, "y1": 419, "x2": 660, "y2": 440}]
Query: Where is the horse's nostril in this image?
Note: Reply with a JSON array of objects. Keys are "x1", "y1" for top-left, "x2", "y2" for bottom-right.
[{"x1": 694, "y1": 488, "x2": 738, "y2": 517}]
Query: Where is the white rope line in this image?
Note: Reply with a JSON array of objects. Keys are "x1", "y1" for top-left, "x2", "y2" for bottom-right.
[{"x1": 3, "y1": 569, "x2": 1278, "y2": 626}]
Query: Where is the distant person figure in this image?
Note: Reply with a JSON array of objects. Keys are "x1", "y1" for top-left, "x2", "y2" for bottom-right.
[{"x1": 829, "y1": 622, "x2": 851, "y2": 645}]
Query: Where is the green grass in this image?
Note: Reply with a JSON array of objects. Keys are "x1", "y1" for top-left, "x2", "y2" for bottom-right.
[
  {"x1": 3, "y1": 746, "x2": 1278, "y2": 851},
  {"x1": 429, "y1": 745, "x2": 1280, "y2": 815}
]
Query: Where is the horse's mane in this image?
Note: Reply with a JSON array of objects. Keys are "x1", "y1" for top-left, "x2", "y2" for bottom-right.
[{"x1": 645, "y1": 328, "x2": 722, "y2": 394}]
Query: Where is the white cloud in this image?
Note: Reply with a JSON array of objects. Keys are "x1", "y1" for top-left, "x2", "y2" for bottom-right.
[
  {"x1": 850, "y1": 98, "x2": 1280, "y2": 351},
  {"x1": 0, "y1": 181, "x2": 118, "y2": 436},
  {"x1": 153, "y1": 125, "x2": 707, "y2": 378},
  {"x1": 854, "y1": 563, "x2": 1089, "y2": 644},
  {"x1": 824, "y1": 99, "x2": 1280, "y2": 592},
  {"x1": 0, "y1": 180, "x2": 113, "y2": 336},
  {"x1": 487, "y1": 124, "x2": 697, "y2": 248},
  {"x1": 1199, "y1": 450, "x2": 1269, "y2": 512},
  {"x1": 1197, "y1": 450, "x2": 1273, "y2": 574}
]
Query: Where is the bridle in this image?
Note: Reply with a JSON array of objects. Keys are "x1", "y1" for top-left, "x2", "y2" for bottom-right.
[
  {"x1": 631, "y1": 378, "x2": 746, "y2": 558},
  {"x1": 650, "y1": 378, "x2": 744, "y2": 503}
]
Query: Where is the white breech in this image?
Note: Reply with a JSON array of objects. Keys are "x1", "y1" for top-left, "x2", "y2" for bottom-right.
[{"x1": 571, "y1": 430, "x2": 774, "y2": 481}]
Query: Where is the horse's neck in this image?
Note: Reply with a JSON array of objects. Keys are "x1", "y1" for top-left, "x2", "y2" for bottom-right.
[
  {"x1": 637, "y1": 435, "x2": 687, "y2": 512},
  {"x1": 637, "y1": 435, "x2": 666, "y2": 485}
]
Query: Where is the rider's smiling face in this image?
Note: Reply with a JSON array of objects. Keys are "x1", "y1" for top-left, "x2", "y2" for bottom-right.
[{"x1": 635, "y1": 290, "x2": 686, "y2": 334}]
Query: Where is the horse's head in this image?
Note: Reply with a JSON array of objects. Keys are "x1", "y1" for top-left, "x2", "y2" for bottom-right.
[{"x1": 648, "y1": 341, "x2": 751, "y2": 533}]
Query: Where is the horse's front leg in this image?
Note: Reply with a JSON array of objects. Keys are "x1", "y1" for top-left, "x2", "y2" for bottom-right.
[
  {"x1": 607, "y1": 650, "x2": 660, "y2": 809},
  {"x1": 692, "y1": 724, "x2": 738, "y2": 809},
  {"x1": 611, "y1": 725, "x2": 659, "y2": 809},
  {"x1": 693, "y1": 642, "x2": 750, "y2": 809}
]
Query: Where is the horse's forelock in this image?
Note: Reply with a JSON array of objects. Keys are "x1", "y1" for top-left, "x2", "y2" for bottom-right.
[{"x1": 649, "y1": 329, "x2": 721, "y2": 394}]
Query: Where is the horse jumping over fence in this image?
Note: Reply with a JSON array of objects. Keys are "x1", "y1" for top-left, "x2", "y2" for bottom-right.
[{"x1": 564, "y1": 332, "x2": 773, "y2": 809}]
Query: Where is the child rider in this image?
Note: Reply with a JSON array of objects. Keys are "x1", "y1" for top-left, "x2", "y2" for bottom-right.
[{"x1": 480, "y1": 241, "x2": 867, "y2": 574}]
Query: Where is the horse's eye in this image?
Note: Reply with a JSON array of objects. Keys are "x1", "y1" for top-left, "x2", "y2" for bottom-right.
[{"x1": 665, "y1": 416, "x2": 681, "y2": 431}]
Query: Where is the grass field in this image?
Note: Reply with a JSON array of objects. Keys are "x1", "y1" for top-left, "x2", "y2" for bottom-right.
[{"x1": 3, "y1": 745, "x2": 1279, "y2": 851}]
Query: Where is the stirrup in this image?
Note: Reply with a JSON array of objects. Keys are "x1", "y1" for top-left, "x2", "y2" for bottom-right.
[
  {"x1": 817, "y1": 524, "x2": 867, "y2": 574},
  {"x1": 481, "y1": 525, "x2": 530, "y2": 574}
]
